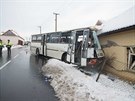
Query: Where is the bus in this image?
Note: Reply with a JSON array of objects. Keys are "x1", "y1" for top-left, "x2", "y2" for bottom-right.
[{"x1": 30, "y1": 27, "x2": 104, "y2": 67}]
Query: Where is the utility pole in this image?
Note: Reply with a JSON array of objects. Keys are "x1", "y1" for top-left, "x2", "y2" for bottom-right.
[
  {"x1": 38, "y1": 26, "x2": 42, "y2": 34},
  {"x1": 53, "y1": 12, "x2": 59, "y2": 32}
]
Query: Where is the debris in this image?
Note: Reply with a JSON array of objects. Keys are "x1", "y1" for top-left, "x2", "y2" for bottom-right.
[
  {"x1": 96, "y1": 58, "x2": 107, "y2": 82},
  {"x1": 128, "y1": 46, "x2": 135, "y2": 70}
]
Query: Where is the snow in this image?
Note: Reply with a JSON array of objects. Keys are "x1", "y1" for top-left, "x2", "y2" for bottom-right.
[
  {"x1": 42, "y1": 59, "x2": 135, "y2": 101},
  {"x1": 97, "y1": 6, "x2": 135, "y2": 35}
]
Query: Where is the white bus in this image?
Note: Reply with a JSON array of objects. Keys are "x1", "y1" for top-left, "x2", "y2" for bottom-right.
[{"x1": 30, "y1": 27, "x2": 104, "y2": 67}]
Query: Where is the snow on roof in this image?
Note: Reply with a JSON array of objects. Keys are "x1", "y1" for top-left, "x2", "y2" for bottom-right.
[
  {"x1": 98, "y1": 6, "x2": 135, "y2": 35},
  {"x1": 42, "y1": 59, "x2": 135, "y2": 101}
]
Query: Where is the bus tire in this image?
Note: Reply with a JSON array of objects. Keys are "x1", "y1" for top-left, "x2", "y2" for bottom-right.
[
  {"x1": 36, "y1": 48, "x2": 40, "y2": 55},
  {"x1": 61, "y1": 53, "x2": 67, "y2": 62}
]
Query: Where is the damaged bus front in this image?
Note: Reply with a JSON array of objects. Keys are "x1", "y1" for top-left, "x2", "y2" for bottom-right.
[{"x1": 66, "y1": 27, "x2": 104, "y2": 68}]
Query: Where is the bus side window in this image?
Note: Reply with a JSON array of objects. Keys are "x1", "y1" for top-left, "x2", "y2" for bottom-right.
[
  {"x1": 32, "y1": 35, "x2": 37, "y2": 41},
  {"x1": 37, "y1": 34, "x2": 42, "y2": 41},
  {"x1": 67, "y1": 36, "x2": 72, "y2": 44},
  {"x1": 50, "y1": 33, "x2": 61, "y2": 43},
  {"x1": 61, "y1": 32, "x2": 72, "y2": 44},
  {"x1": 60, "y1": 37, "x2": 66, "y2": 43},
  {"x1": 63, "y1": 38, "x2": 66, "y2": 43},
  {"x1": 47, "y1": 34, "x2": 51, "y2": 43}
]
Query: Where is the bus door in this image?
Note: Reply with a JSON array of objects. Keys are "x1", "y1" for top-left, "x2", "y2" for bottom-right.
[
  {"x1": 42, "y1": 34, "x2": 47, "y2": 56},
  {"x1": 67, "y1": 30, "x2": 89, "y2": 66},
  {"x1": 81, "y1": 29, "x2": 89, "y2": 66},
  {"x1": 67, "y1": 31, "x2": 76, "y2": 63}
]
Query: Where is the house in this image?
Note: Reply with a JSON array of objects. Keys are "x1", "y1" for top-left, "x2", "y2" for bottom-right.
[
  {"x1": 0, "y1": 30, "x2": 24, "y2": 45},
  {"x1": 97, "y1": 6, "x2": 135, "y2": 83}
]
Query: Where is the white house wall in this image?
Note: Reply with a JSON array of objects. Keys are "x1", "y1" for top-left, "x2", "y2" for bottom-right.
[{"x1": 0, "y1": 36, "x2": 24, "y2": 45}]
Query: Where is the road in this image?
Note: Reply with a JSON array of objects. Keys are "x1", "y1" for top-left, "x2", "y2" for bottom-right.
[{"x1": 0, "y1": 46, "x2": 59, "y2": 101}]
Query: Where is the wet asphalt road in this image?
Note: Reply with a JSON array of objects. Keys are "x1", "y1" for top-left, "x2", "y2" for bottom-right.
[{"x1": 0, "y1": 46, "x2": 59, "y2": 101}]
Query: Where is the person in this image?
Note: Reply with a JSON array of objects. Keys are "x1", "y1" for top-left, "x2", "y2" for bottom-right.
[
  {"x1": 0, "y1": 39, "x2": 4, "y2": 56},
  {"x1": 6, "y1": 40, "x2": 12, "y2": 55}
]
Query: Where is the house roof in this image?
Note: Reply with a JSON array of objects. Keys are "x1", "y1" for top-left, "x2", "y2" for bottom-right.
[
  {"x1": 97, "y1": 6, "x2": 135, "y2": 35},
  {"x1": 1, "y1": 30, "x2": 24, "y2": 40},
  {"x1": 2, "y1": 30, "x2": 18, "y2": 36}
]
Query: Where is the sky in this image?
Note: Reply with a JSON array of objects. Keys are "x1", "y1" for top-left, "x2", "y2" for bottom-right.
[{"x1": 0, "y1": 0, "x2": 134, "y2": 40}]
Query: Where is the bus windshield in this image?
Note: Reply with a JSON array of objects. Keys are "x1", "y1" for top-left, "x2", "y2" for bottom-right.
[{"x1": 92, "y1": 31, "x2": 101, "y2": 49}]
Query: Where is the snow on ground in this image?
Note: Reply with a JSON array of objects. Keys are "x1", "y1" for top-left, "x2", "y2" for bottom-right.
[{"x1": 42, "y1": 59, "x2": 135, "y2": 101}]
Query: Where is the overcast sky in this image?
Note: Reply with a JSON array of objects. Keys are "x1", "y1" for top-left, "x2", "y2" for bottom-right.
[{"x1": 0, "y1": 0, "x2": 134, "y2": 40}]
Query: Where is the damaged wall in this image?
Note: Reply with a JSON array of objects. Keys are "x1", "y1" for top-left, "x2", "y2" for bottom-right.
[{"x1": 98, "y1": 29, "x2": 135, "y2": 80}]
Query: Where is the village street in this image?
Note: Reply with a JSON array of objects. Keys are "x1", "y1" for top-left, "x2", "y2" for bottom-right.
[{"x1": 0, "y1": 46, "x2": 58, "y2": 101}]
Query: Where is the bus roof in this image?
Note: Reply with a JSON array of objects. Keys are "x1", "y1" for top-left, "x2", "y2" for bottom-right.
[
  {"x1": 32, "y1": 27, "x2": 92, "y2": 36},
  {"x1": 61, "y1": 27, "x2": 91, "y2": 33}
]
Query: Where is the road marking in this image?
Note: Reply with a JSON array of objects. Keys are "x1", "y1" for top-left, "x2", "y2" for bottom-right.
[
  {"x1": 0, "y1": 61, "x2": 11, "y2": 70},
  {"x1": 13, "y1": 54, "x2": 19, "y2": 59}
]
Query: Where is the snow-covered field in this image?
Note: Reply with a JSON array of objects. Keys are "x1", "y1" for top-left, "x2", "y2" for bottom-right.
[{"x1": 42, "y1": 59, "x2": 135, "y2": 101}]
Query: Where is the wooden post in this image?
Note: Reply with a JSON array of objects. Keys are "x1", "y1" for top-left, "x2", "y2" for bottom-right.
[{"x1": 96, "y1": 58, "x2": 107, "y2": 82}]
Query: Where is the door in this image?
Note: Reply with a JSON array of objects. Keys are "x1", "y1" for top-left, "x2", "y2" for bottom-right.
[
  {"x1": 67, "y1": 31, "x2": 76, "y2": 63},
  {"x1": 81, "y1": 29, "x2": 89, "y2": 66},
  {"x1": 42, "y1": 34, "x2": 47, "y2": 56}
]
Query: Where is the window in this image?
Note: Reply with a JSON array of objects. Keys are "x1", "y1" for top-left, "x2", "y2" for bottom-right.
[
  {"x1": 47, "y1": 34, "x2": 51, "y2": 43},
  {"x1": 32, "y1": 35, "x2": 37, "y2": 41},
  {"x1": 31, "y1": 34, "x2": 42, "y2": 42},
  {"x1": 46, "y1": 32, "x2": 72, "y2": 44},
  {"x1": 92, "y1": 31, "x2": 101, "y2": 49},
  {"x1": 37, "y1": 35, "x2": 42, "y2": 41},
  {"x1": 46, "y1": 32, "x2": 61, "y2": 43},
  {"x1": 51, "y1": 33, "x2": 61, "y2": 43},
  {"x1": 81, "y1": 30, "x2": 88, "y2": 58},
  {"x1": 61, "y1": 31, "x2": 72, "y2": 44}
]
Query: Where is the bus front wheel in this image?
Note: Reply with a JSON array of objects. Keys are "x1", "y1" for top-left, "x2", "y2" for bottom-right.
[{"x1": 61, "y1": 53, "x2": 67, "y2": 62}]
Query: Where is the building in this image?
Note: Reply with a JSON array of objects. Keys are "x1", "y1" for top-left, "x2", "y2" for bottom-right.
[
  {"x1": 97, "y1": 6, "x2": 135, "y2": 83},
  {"x1": 0, "y1": 30, "x2": 24, "y2": 45}
]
